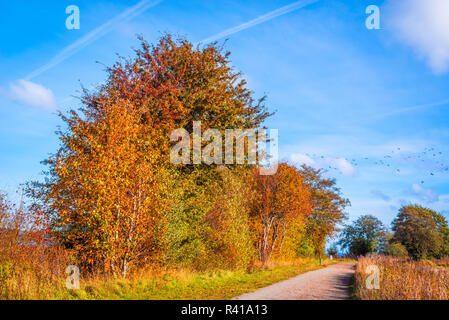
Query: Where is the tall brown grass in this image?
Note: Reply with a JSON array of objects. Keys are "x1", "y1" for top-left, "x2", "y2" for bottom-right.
[
  {"x1": 0, "y1": 195, "x2": 71, "y2": 299},
  {"x1": 355, "y1": 255, "x2": 449, "y2": 300},
  {"x1": 433, "y1": 258, "x2": 449, "y2": 267}
]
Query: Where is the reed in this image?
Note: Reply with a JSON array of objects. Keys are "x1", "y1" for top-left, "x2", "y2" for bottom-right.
[{"x1": 355, "y1": 255, "x2": 449, "y2": 300}]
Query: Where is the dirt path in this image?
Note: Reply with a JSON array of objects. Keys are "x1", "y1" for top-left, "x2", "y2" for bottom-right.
[{"x1": 233, "y1": 263, "x2": 356, "y2": 300}]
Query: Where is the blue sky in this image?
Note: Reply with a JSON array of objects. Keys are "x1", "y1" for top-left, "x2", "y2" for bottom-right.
[{"x1": 1, "y1": 0, "x2": 449, "y2": 227}]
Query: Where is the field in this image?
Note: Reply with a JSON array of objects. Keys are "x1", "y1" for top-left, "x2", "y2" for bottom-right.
[{"x1": 354, "y1": 255, "x2": 449, "y2": 300}]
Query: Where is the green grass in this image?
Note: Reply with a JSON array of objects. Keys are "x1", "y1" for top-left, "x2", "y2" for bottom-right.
[{"x1": 58, "y1": 259, "x2": 350, "y2": 300}]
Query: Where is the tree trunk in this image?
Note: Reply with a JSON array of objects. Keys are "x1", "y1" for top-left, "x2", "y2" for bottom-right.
[
  {"x1": 278, "y1": 222, "x2": 287, "y2": 254},
  {"x1": 122, "y1": 258, "x2": 129, "y2": 278},
  {"x1": 260, "y1": 216, "x2": 275, "y2": 268}
]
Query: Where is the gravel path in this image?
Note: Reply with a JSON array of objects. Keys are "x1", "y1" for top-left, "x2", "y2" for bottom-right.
[{"x1": 233, "y1": 263, "x2": 356, "y2": 300}]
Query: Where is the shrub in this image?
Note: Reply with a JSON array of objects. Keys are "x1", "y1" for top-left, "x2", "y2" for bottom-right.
[{"x1": 384, "y1": 242, "x2": 408, "y2": 258}]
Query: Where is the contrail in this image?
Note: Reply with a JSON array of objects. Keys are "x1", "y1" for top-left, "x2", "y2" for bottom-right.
[
  {"x1": 25, "y1": 0, "x2": 164, "y2": 80},
  {"x1": 371, "y1": 99, "x2": 449, "y2": 120},
  {"x1": 197, "y1": 0, "x2": 320, "y2": 45}
]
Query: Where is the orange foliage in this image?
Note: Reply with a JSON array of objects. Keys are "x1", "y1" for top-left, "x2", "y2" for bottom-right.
[
  {"x1": 249, "y1": 163, "x2": 312, "y2": 266},
  {"x1": 29, "y1": 98, "x2": 171, "y2": 277},
  {"x1": 27, "y1": 35, "x2": 271, "y2": 277}
]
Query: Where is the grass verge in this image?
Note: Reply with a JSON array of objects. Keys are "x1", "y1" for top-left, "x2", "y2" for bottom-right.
[{"x1": 59, "y1": 259, "x2": 350, "y2": 300}]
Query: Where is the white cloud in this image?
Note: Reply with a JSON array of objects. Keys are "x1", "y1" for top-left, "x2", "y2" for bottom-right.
[
  {"x1": 6, "y1": 79, "x2": 57, "y2": 110},
  {"x1": 289, "y1": 153, "x2": 356, "y2": 177},
  {"x1": 289, "y1": 153, "x2": 316, "y2": 166},
  {"x1": 385, "y1": 0, "x2": 449, "y2": 74},
  {"x1": 411, "y1": 183, "x2": 439, "y2": 203},
  {"x1": 322, "y1": 157, "x2": 357, "y2": 177}
]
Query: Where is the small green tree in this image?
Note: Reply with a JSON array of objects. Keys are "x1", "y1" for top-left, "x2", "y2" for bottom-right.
[
  {"x1": 385, "y1": 242, "x2": 408, "y2": 258},
  {"x1": 327, "y1": 244, "x2": 338, "y2": 257},
  {"x1": 339, "y1": 215, "x2": 388, "y2": 256}
]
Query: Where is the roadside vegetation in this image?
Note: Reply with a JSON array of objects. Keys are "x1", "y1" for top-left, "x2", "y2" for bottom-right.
[
  {"x1": 0, "y1": 205, "x2": 348, "y2": 300},
  {"x1": 63, "y1": 258, "x2": 348, "y2": 300},
  {"x1": 355, "y1": 255, "x2": 449, "y2": 300},
  {"x1": 342, "y1": 206, "x2": 449, "y2": 300}
]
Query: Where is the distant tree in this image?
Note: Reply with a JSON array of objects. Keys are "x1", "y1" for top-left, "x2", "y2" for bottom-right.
[
  {"x1": 339, "y1": 215, "x2": 388, "y2": 257},
  {"x1": 327, "y1": 244, "x2": 338, "y2": 257},
  {"x1": 299, "y1": 165, "x2": 349, "y2": 265},
  {"x1": 391, "y1": 205, "x2": 444, "y2": 260},
  {"x1": 384, "y1": 242, "x2": 409, "y2": 258}
]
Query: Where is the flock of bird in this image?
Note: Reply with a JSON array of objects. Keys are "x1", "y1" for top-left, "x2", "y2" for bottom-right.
[{"x1": 306, "y1": 146, "x2": 448, "y2": 183}]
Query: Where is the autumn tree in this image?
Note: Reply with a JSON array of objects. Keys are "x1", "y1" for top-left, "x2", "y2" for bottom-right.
[
  {"x1": 28, "y1": 34, "x2": 272, "y2": 275},
  {"x1": 299, "y1": 165, "x2": 349, "y2": 264},
  {"x1": 28, "y1": 99, "x2": 173, "y2": 277},
  {"x1": 112, "y1": 35, "x2": 271, "y2": 269},
  {"x1": 98, "y1": 34, "x2": 271, "y2": 158},
  {"x1": 249, "y1": 163, "x2": 312, "y2": 267}
]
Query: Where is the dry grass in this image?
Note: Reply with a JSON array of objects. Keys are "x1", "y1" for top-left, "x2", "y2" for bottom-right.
[
  {"x1": 355, "y1": 255, "x2": 449, "y2": 300},
  {"x1": 0, "y1": 239, "x2": 70, "y2": 300},
  {"x1": 0, "y1": 196, "x2": 72, "y2": 300},
  {"x1": 432, "y1": 258, "x2": 449, "y2": 267}
]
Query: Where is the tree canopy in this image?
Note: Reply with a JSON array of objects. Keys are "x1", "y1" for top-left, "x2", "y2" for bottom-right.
[{"x1": 392, "y1": 205, "x2": 447, "y2": 260}]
